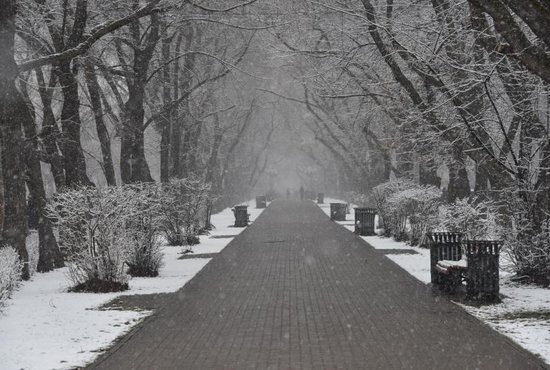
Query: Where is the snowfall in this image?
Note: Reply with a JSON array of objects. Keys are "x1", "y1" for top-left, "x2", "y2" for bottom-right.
[
  {"x1": 0, "y1": 201, "x2": 265, "y2": 370},
  {"x1": 320, "y1": 198, "x2": 550, "y2": 365}
]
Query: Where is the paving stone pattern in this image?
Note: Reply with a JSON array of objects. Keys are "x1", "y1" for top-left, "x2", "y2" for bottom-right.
[{"x1": 90, "y1": 200, "x2": 547, "y2": 370}]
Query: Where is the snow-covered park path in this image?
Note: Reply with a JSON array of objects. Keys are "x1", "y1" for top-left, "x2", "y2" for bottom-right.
[{"x1": 90, "y1": 200, "x2": 546, "y2": 369}]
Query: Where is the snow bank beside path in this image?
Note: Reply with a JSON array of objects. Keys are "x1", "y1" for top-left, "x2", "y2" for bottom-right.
[
  {"x1": 362, "y1": 236, "x2": 431, "y2": 284},
  {"x1": 0, "y1": 200, "x2": 265, "y2": 370},
  {"x1": 0, "y1": 249, "x2": 209, "y2": 370}
]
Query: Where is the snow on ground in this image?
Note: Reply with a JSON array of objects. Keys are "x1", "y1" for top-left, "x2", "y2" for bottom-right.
[
  {"x1": 460, "y1": 281, "x2": 550, "y2": 363},
  {"x1": 363, "y1": 236, "x2": 432, "y2": 285},
  {"x1": 0, "y1": 200, "x2": 265, "y2": 370},
  {"x1": 318, "y1": 199, "x2": 550, "y2": 364},
  {"x1": 190, "y1": 202, "x2": 264, "y2": 254},
  {"x1": 0, "y1": 249, "x2": 208, "y2": 370}
]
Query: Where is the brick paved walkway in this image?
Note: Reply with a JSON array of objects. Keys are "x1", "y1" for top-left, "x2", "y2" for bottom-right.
[{"x1": 90, "y1": 200, "x2": 547, "y2": 369}]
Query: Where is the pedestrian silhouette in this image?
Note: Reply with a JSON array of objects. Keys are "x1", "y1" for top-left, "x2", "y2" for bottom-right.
[{"x1": 299, "y1": 186, "x2": 304, "y2": 201}]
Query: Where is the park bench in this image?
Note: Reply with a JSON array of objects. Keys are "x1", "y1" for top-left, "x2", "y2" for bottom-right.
[{"x1": 428, "y1": 233, "x2": 502, "y2": 302}]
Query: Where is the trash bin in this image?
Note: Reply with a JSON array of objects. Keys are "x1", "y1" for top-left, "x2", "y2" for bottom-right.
[
  {"x1": 354, "y1": 208, "x2": 376, "y2": 236},
  {"x1": 330, "y1": 203, "x2": 347, "y2": 221},
  {"x1": 233, "y1": 205, "x2": 249, "y2": 227},
  {"x1": 256, "y1": 195, "x2": 267, "y2": 209},
  {"x1": 317, "y1": 193, "x2": 324, "y2": 204}
]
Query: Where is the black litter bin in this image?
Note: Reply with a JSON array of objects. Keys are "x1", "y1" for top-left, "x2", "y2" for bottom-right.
[
  {"x1": 330, "y1": 203, "x2": 347, "y2": 221},
  {"x1": 317, "y1": 193, "x2": 324, "y2": 204},
  {"x1": 354, "y1": 208, "x2": 376, "y2": 236},
  {"x1": 233, "y1": 205, "x2": 249, "y2": 227}
]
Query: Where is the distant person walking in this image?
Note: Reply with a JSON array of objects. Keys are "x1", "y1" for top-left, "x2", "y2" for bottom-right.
[
  {"x1": 286, "y1": 188, "x2": 290, "y2": 199},
  {"x1": 299, "y1": 186, "x2": 304, "y2": 201}
]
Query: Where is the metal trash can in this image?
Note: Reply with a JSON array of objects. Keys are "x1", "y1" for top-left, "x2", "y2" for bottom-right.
[
  {"x1": 233, "y1": 205, "x2": 249, "y2": 227},
  {"x1": 317, "y1": 193, "x2": 324, "y2": 204},
  {"x1": 256, "y1": 195, "x2": 267, "y2": 209},
  {"x1": 354, "y1": 208, "x2": 376, "y2": 236},
  {"x1": 330, "y1": 203, "x2": 347, "y2": 221}
]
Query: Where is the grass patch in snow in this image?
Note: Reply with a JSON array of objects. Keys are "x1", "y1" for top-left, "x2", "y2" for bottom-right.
[{"x1": 495, "y1": 310, "x2": 550, "y2": 321}]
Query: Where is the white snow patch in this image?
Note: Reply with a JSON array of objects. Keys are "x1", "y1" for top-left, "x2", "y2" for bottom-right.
[
  {"x1": 362, "y1": 236, "x2": 431, "y2": 284},
  {"x1": 438, "y1": 258, "x2": 467, "y2": 270},
  {"x1": 0, "y1": 249, "x2": 210, "y2": 370},
  {"x1": 460, "y1": 281, "x2": 550, "y2": 363}
]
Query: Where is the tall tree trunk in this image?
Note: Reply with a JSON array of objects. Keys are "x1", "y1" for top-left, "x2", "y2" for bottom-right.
[
  {"x1": 419, "y1": 159, "x2": 441, "y2": 188},
  {"x1": 447, "y1": 150, "x2": 471, "y2": 202},
  {"x1": 0, "y1": 0, "x2": 30, "y2": 279},
  {"x1": 179, "y1": 125, "x2": 192, "y2": 177},
  {"x1": 57, "y1": 61, "x2": 93, "y2": 187},
  {"x1": 160, "y1": 120, "x2": 170, "y2": 183},
  {"x1": 170, "y1": 28, "x2": 195, "y2": 178},
  {"x1": 35, "y1": 68, "x2": 66, "y2": 189},
  {"x1": 120, "y1": 13, "x2": 159, "y2": 183},
  {"x1": 19, "y1": 75, "x2": 64, "y2": 271},
  {"x1": 84, "y1": 63, "x2": 116, "y2": 185},
  {"x1": 121, "y1": 83, "x2": 154, "y2": 183},
  {"x1": 159, "y1": 29, "x2": 173, "y2": 183},
  {"x1": 204, "y1": 113, "x2": 222, "y2": 228}
]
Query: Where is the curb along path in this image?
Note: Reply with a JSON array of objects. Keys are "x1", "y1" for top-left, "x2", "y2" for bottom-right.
[{"x1": 90, "y1": 200, "x2": 547, "y2": 369}]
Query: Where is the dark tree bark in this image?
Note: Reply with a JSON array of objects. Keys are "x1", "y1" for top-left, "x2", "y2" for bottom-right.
[
  {"x1": 0, "y1": 0, "x2": 30, "y2": 279},
  {"x1": 468, "y1": 0, "x2": 550, "y2": 84},
  {"x1": 120, "y1": 12, "x2": 160, "y2": 183},
  {"x1": 84, "y1": 63, "x2": 116, "y2": 186},
  {"x1": 18, "y1": 78, "x2": 64, "y2": 272},
  {"x1": 169, "y1": 29, "x2": 195, "y2": 179},
  {"x1": 57, "y1": 61, "x2": 94, "y2": 187},
  {"x1": 447, "y1": 149, "x2": 471, "y2": 202},
  {"x1": 419, "y1": 159, "x2": 441, "y2": 188},
  {"x1": 17, "y1": 0, "x2": 162, "y2": 72},
  {"x1": 35, "y1": 68, "x2": 66, "y2": 189},
  {"x1": 204, "y1": 113, "x2": 222, "y2": 228},
  {"x1": 159, "y1": 27, "x2": 174, "y2": 183},
  {"x1": 179, "y1": 119, "x2": 193, "y2": 176},
  {"x1": 40, "y1": 0, "x2": 93, "y2": 187}
]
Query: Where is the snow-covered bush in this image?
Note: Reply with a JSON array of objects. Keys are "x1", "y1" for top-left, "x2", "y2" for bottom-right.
[
  {"x1": 437, "y1": 197, "x2": 501, "y2": 240},
  {"x1": 160, "y1": 177, "x2": 210, "y2": 246},
  {"x1": 0, "y1": 246, "x2": 22, "y2": 306},
  {"x1": 373, "y1": 180, "x2": 412, "y2": 236},
  {"x1": 385, "y1": 185, "x2": 442, "y2": 246},
  {"x1": 124, "y1": 183, "x2": 164, "y2": 277},
  {"x1": 46, "y1": 186, "x2": 138, "y2": 292},
  {"x1": 124, "y1": 223, "x2": 163, "y2": 277},
  {"x1": 505, "y1": 225, "x2": 550, "y2": 282},
  {"x1": 371, "y1": 179, "x2": 440, "y2": 243},
  {"x1": 500, "y1": 195, "x2": 550, "y2": 281}
]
